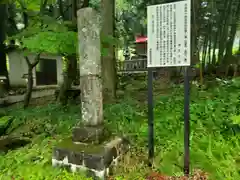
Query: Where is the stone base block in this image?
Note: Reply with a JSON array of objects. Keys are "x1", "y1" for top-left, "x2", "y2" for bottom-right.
[{"x1": 52, "y1": 137, "x2": 130, "y2": 180}]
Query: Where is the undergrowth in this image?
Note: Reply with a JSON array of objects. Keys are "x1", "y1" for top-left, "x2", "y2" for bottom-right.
[{"x1": 0, "y1": 78, "x2": 240, "y2": 180}]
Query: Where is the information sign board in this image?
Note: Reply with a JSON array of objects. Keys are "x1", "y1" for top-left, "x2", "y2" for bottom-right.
[{"x1": 147, "y1": 1, "x2": 191, "y2": 67}]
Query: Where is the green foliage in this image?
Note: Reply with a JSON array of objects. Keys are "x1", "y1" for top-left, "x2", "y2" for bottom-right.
[
  {"x1": 230, "y1": 115, "x2": 240, "y2": 124},
  {"x1": 115, "y1": 0, "x2": 165, "y2": 43},
  {"x1": 1, "y1": 78, "x2": 240, "y2": 179},
  {"x1": 105, "y1": 78, "x2": 240, "y2": 179},
  {"x1": 20, "y1": 0, "x2": 42, "y2": 11},
  {"x1": 101, "y1": 34, "x2": 119, "y2": 56},
  {"x1": 9, "y1": 13, "x2": 118, "y2": 57},
  {"x1": 0, "y1": 104, "x2": 93, "y2": 179},
  {"x1": 233, "y1": 47, "x2": 240, "y2": 55},
  {"x1": 6, "y1": 0, "x2": 127, "y2": 57},
  {"x1": 22, "y1": 31, "x2": 77, "y2": 55},
  {"x1": 8, "y1": 12, "x2": 78, "y2": 55}
]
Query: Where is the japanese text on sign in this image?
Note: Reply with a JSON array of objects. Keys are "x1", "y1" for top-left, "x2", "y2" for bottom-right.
[{"x1": 147, "y1": 1, "x2": 191, "y2": 67}]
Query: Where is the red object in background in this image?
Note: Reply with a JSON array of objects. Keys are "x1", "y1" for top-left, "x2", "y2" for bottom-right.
[{"x1": 135, "y1": 36, "x2": 148, "y2": 43}]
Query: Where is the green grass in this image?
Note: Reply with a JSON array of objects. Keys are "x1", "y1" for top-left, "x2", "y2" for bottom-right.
[{"x1": 0, "y1": 78, "x2": 240, "y2": 180}]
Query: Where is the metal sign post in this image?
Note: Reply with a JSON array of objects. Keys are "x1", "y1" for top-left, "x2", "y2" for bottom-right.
[
  {"x1": 147, "y1": 0, "x2": 191, "y2": 175},
  {"x1": 147, "y1": 67, "x2": 154, "y2": 166},
  {"x1": 183, "y1": 66, "x2": 190, "y2": 175}
]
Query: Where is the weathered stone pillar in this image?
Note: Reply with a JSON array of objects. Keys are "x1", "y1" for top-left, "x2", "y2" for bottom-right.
[
  {"x1": 71, "y1": 8, "x2": 105, "y2": 143},
  {"x1": 77, "y1": 7, "x2": 103, "y2": 126},
  {"x1": 52, "y1": 8, "x2": 129, "y2": 180}
]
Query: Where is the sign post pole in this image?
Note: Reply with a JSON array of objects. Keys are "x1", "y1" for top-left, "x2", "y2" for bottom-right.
[
  {"x1": 147, "y1": 67, "x2": 154, "y2": 166},
  {"x1": 183, "y1": 66, "x2": 190, "y2": 176}
]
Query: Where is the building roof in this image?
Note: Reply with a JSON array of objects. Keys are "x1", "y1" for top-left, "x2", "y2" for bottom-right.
[{"x1": 135, "y1": 36, "x2": 147, "y2": 43}]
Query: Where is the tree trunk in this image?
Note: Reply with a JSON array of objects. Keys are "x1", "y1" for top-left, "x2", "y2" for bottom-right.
[
  {"x1": 8, "y1": 3, "x2": 18, "y2": 36},
  {"x1": 40, "y1": 0, "x2": 48, "y2": 13},
  {"x1": 72, "y1": 0, "x2": 77, "y2": 20},
  {"x1": 58, "y1": 55, "x2": 77, "y2": 105},
  {"x1": 202, "y1": 34, "x2": 208, "y2": 68},
  {"x1": 225, "y1": 24, "x2": 237, "y2": 58},
  {"x1": 58, "y1": 73, "x2": 71, "y2": 105},
  {"x1": 81, "y1": 0, "x2": 90, "y2": 8},
  {"x1": 58, "y1": 0, "x2": 64, "y2": 18},
  {"x1": 224, "y1": 1, "x2": 240, "y2": 59},
  {"x1": 23, "y1": 54, "x2": 40, "y2": 109},
  {"x1": 18, "y1": 0, "x2": 29, "y2": 27},
  {"x1": 101, "y1": 0, "x2": 117, "y2": 101},
  {"x1": 218, "y1": 0, "x2": 233, "y2": 63},
  {"x1": 207, "y1": 26, "x2": 213, "y2": 65},
  {"x1": 191, "y1": 0, "x2": 201, "y2": 60},
  {"x1": 212, "y1": 26, "x2": 219, "y2": 66},
  {"x1": 0, "y1": 4, "x2": 9, "y2": 91},
  {"x1": 24, "y1": 66, "x2": 34, "y2": 109}
]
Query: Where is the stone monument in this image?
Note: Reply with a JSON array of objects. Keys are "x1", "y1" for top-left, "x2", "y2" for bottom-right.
[{"x1": 52, "y1": 8, "x2": 129, "y2": 180}]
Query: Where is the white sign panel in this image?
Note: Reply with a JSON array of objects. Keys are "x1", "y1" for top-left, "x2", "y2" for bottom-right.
[{"x1": 147, "y1": 1, "x2": 191, "y2": 67}]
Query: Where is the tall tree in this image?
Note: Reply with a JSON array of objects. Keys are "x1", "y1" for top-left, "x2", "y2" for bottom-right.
[
  {"x1": 101, "y1": 0, "x2": 117, "y2": 100},
  {"x1": 0, "y1": 4, "x2": 9, "y2": 90},
  {"x1": 224, "y1": 0, "x2": 240, "y2": 59}
]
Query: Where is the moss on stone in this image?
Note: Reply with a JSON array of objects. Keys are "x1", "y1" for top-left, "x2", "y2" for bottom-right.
[{"x1": 57, "y1": 138, "x2": 106, "y2": 154}]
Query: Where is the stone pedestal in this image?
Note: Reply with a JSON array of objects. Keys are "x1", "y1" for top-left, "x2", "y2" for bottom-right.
[
  {"x1": 53, "y1": 125, "x2": 130, "y2": 179},
  {"x1": 52, "y1": 136, "x2": 130, "y2": 179}
]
